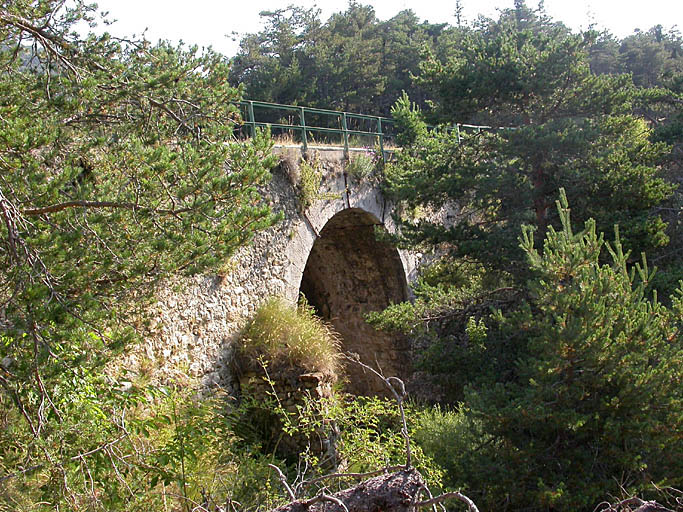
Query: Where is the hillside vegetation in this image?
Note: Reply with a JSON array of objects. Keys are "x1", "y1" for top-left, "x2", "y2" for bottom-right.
[{"x1": 1, "y1": 1, "x2": 681, "y2": 511}]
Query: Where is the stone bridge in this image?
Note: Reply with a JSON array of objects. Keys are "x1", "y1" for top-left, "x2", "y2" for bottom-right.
[{"x1": 131, "y1": 147, "x2": 419, "y2": 396}]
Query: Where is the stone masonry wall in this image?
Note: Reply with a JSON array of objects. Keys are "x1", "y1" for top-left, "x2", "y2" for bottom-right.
[{"x1": 119, "y1": 148, "x2": 419, "y2": 395}]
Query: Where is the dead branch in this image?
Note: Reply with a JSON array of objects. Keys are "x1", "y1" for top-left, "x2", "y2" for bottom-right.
[
  {"x1": 301, "y1": 465, "x2": 405, "y2": 488},
  {"x1": 304, "y1": 492, "x2": 349, "y2": 512},
  {"x1": 594, "y1": 496, "x2": 675, "y2": 512},
  {"x1": 0, "y1": 9, "x2": 81, "y2": 77},
  {"x1": 271, "y1": 467, "x2": 480, "y2": 512},
  {"x1": 415, "y1": 490, "x2": 480, "y2": 512},
  {"x1": 147, "y1": 97, "x2": 194, "y2": 135},
  {"x1": 270, "y1": 469, "x2": 424, "y2": 512},
  {"x1": 344, "y1": 353, "x2": 412, "y2": 469},
  {"x1": 269, "y1": 464, "x2": 296, "y2": 501}
]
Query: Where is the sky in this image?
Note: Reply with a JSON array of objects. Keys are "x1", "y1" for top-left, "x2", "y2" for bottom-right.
[{"x1": 90, "y1": 0, "x2": 682, "y2": 57}]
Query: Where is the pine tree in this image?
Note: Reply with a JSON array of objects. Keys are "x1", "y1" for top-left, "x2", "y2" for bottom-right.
[
  {"x1": 386, "y1": 2, "x2": 675, "y2": 278},
  {"x1": 462, "y1": 191, "x2": 683, "y2": 510},
  {"x1": 0, "y1": 2, "x2": 280, "y2": 503}
]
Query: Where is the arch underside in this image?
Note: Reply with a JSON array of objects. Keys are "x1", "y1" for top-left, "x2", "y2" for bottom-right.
[{"x1": 299, "y1": 208, "x2": 410, "y2": 395}]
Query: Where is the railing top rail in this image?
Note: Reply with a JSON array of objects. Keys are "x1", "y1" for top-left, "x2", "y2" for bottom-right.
[
  {"x1": 238, "y1": 100, "x2": 300, "y2": 112},
  {"x1": 234, "y1": 99, "x2": 508, "y2": 130},
  {"x1": 234, "y1": 100, "x2": 394, "y2": 123},
  {"x1": 248, "y1": 121, "x2": 385, "y2": 138},
  {"x1": 345, "y1": 112, "x2": 394, "y2": 122}
]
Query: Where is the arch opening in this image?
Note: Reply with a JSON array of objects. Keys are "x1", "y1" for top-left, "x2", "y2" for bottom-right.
[{"x1": 299, "y1": 208, "x2": 409, "y2": 395}]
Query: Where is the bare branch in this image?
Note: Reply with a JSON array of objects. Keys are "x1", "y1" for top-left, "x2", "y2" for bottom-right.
[
  {"x1": 269, "y1": 464, "x2": 297, "y2": 501},
  {"x1": 0, "y1": 9, "x2": 81, "y2": 77},
  {"x1": 148, "y1": 97, "x2": 194, "y2": 135},
  {"x1": 593, "y1": 496, "x2": 675, "y2": 512},
  {"x1": 302, "y1": 465, "x2": 404, "y2": 488},
  {"x1": 271, "y1": 469, "x2": 425, "y2": 512},
  {"x1": 304, "y1": 493, "x2": 350, "y2": 512},
  {"x1": 415, "y1": 491, "x2": 480, "y2": 512}
]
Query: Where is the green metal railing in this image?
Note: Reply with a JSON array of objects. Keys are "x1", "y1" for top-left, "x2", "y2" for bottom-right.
[
  {"x1": 235, "y1": 100, "x2": 394, "y2": 158},
  {"x1": 233, "y1": 99, "x2": 502, "y2": 161}
]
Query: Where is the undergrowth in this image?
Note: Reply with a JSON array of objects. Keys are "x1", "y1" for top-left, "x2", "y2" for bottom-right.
[{"x1": 0, "y1": 378, "x2": 284, "y2": 512}]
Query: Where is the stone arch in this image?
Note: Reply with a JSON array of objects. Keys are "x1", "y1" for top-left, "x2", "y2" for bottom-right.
[
  {"x1": 298, "y1": 207, "x2": 410, "y2": 395},
  {"x1": 125, "y1": 149, "x2": 421, "y2": 394}
]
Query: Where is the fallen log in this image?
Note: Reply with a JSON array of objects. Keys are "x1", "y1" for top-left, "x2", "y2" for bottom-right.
[
  {"x1": 595, "y1": 496, "x2": 677, "y2": 512},
  {"x1": 270, "y1": 468, "x2": 424, "y2": 512},
  {"x1": 269, "y1": 467, "x2": 480, "y2": 512}
]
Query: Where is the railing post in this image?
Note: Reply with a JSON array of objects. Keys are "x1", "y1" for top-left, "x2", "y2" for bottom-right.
[
  {"x1": 456, "y1": 123, "x2": 461, "y2": 144},
  {"x1": 377, "y1": 117, "x2": 385, "y2": 163},
  {"x1": 341, "y1": 112, "x2": 349, "y2": 158},
  {"x1": 299, "y1": 106, "x2": 307, "y2": 152},
  {"x1": 247, "y1": 101, "x2": 256, "y2": 138}
]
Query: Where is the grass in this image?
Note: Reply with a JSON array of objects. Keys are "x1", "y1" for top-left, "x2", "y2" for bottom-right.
[
  {"x1": 346, "y1": 152, "x2": 376, "y2": 180},
  {"x1": 272, "y1": 131, "x2": 397, "y2": 150},
  {"x1": 240, "y1": 297, "x2": 342, "y2": 379},
  {"x1": 297, "y1": 154, "x2": 340, "y2": 211}
]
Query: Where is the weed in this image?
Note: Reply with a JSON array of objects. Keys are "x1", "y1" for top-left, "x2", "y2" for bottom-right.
[
  {"x1": 346, "y1": 153, "x2": 375, "y2": 181},
  {"x1": 297, "y1": 154, "x2": 339, "y2": 211}
]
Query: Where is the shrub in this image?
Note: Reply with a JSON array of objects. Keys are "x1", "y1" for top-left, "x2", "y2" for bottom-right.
[
  {"x1": 0, "y1": 375, "x2": 286, "y2": 511},
  {"x1": 337, "y1": 398, "x2": 442, "y2": 477},
  {"x1": 346, "y1": 153, "x2": 375, "y2": 181},
  {"x1": 240, "y1": 297, "x2": 342, "y2": 378},
  {"x1": 411, "y1": 404, "x2": 498, "y2": 500},
  {"x1": 297, "y1": 154, "x2": 339, "y2": 211}
]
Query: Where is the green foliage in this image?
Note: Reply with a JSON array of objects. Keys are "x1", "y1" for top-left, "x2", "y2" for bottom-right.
[
  {"x1": 367, "y1": 259, "x2": 516, "y2": 402},
  {"x1": 447, "y1": 192, "x2": 682, "y2": 510},
  {"x1": 242, "y1": 393, "x2": 446, "y2": 494},
  {"x1": 298, "y1": 156, "x2": 324, "y2": 210},
  {"x1": 0, "y1": 2, "x2": 282, "y2": 508},
  {"x1": 135, "y1": 386, "x2": 283, "y2": 511},
  {"x1": 225, "y1": 370, "x2": 447, "y2": 502},
  {"x1": 366, "y1": 259, "x2": 501, "y2": 335},
  {"x1": 331, "y1": 396, "x2": 410, "y2": 472},
  {"x1": 345, "y1": 153, "x2": 375, "y2": 181},
  {"x1": 411, "y1": 405, "x2": 495, "y2": 496},
  {"x1": 296, "y1": 154, "x2": 339, "y2": 211},
  {"x1": 229, "y1": 4, "x2": 450, "y2": 116},
  {"x1": 328, "y1": 397, "x2": 444, "y2": 486},
  {"x1": 371, "y1": 190, "x2": 682, "y2": 510},
  {"x1": 390, "y1": 92, "x2": 428, "y2": 147},
  {"x1": 0, "y1": 377, "x2": 284, "y2": 511},
  {"x1": 3, "y1": 3, "x2": 682, "y2": 510},
  {"x1": 240, "y1": 297, "x2": 342, "y2": 377},
  {"x1": 589, "y1": 26, "x2": 683, "y2": 88},
  {"x1": 386, "y1": 2, "x2": 676, "y2": 278}
]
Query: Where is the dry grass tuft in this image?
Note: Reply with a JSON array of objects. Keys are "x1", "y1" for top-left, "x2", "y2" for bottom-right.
[{"x1": 240, "y1": 297, "x2": 342, "y2": 379}]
